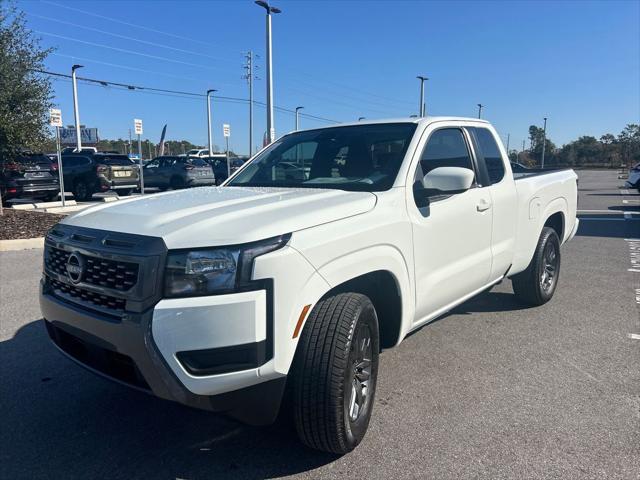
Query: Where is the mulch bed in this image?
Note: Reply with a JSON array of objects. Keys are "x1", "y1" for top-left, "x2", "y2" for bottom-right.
[{"x1": 0, "y1": 209, "x2": 64, "y2": 240}]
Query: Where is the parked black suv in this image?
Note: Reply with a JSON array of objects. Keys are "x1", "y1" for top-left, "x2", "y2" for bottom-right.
[
  {"x1": 143, "y1": 156, "x2": 216, "y2": 190},
  {"x1": 61, "y1": 152, "x2": 140, "y2": 201},
  {"x1": 1, "y1": 153, "x2": 60, "y2": 202}
]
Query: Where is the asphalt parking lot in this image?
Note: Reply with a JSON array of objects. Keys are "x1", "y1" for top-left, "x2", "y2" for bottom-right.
[{"x1": 0, "y1": 170, "x2": 638, "y2": 479}]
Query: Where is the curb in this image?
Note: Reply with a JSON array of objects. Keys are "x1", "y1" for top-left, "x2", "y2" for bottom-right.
[{"x1": 0, "y1": 237, "x2": 45, "y2": 252}]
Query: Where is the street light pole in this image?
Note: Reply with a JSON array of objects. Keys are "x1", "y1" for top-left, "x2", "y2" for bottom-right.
[
  {"x1": 417, "y1": 76, "x2": 428, "y2": 117},
  {"x1": 295, "y1": 106, "x2": 304, "y2": 131},
  {"x1": 541, "y1": 117, "x2": 548, "y2": 168},
  {"x1": 206, "y1": 89, "x2": 216, "y2": 155},
  {"x1": 477, "y1": 103, "x2": 484, "y2": 119},
  {"x1": 256, "y1": 1, "x2": 281, "y2": 144},
  {"x1": 71, "y1": 64, "x2": 83, "y2": 151}
]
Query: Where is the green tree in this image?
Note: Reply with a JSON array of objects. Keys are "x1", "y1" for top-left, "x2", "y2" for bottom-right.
[
  {"x1": 528, "y1": 125, "x2": 556, "y2": 166},
  {"x1": 618, "y1": 124, "x2": 640, "y2": 166},
  {"x1": 0, "y1": 1, "x2": 53, "y2": 160}
]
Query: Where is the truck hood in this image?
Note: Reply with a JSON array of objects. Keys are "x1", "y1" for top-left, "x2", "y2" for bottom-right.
[{"x1": 62, "y1": 186, "x2": 377, "y2": 249}]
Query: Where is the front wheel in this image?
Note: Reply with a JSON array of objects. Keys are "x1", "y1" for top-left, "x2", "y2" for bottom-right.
[
  {"x1": 292, "y1": 293, "x2": 379, "y2": 454},
  {"x1": 512, "y1": 226, "x2": 561, "y2": 306}
]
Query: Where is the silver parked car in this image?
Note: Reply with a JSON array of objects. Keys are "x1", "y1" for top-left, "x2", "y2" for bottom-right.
[{"x1": 142, "y1": 156, "x2": 216, "y2": 190}]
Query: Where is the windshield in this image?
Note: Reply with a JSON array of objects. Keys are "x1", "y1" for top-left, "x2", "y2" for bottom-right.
[{"x1": 228, "y1": 123, "x2": 417, "y2": 192}]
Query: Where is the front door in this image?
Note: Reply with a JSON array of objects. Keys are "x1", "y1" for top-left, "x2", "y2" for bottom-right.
[{"x1": 408, "y1": 127, "x2": 493, "y2": 325}]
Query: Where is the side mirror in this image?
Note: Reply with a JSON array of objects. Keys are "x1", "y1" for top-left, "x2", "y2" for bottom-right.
[{"x1": 414, "y1": 167, "x2": 474, "y2": 207}]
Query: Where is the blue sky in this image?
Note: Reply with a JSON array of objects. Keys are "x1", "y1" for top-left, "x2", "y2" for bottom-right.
[{"x1": 20, "y1": 0, "x2": 640, "y2": 155}]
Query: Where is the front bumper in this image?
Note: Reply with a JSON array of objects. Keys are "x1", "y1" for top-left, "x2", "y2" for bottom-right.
[
  {"x1": 40, "y1": 283, "x2": 286, "y2": 425},
  {"x1": 39, "y1": 224, "x2": 327, "y2": 425}
]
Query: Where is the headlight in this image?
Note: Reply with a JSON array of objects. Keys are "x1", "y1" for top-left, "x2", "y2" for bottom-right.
[{"x1": 164, "y1": 234, "x2": 290, "y2": 298}]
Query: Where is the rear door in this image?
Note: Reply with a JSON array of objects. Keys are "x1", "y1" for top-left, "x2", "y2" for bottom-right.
[
  {"x1": 467, "y1": 127, "x2": 518, "y2": 280},
  {"x1": 143, "y1": 158, "x2": 162, "y2": 186},
  {"x1": 61, "y1": 155, "x2": 88, "y2": 187},
  {"x1": 407, "y1": 126, "x2": 494, "y2": 324}
]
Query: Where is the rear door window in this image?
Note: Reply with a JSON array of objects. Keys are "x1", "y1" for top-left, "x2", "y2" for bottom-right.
[{"x1": 472, "y1": 128, "x2": 505, "y2": 184}]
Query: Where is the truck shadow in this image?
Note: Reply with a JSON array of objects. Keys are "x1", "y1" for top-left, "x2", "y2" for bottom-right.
[
  {"x1": 404, "y1": 290, "x2": 532, "y2": 339},
  {"x1": 0, "y1": 320, "x2": 338, "y2": 479},
  {"x1": 576, "y1": 214, "x2": 638, "y2": 239}
]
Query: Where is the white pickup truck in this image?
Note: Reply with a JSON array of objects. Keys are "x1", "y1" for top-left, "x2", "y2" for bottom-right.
[{"x1": 40, "y1": 117, "x2": 578, "y2": 453}]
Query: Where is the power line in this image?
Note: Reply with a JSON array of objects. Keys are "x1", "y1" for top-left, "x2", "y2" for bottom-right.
[
  {"x1": 29, "y1": 13, "x2": 237, "y2": 64},
  {"x1": 51, "y1": 53, "x2": 206, "y2": 84},
  {"x1": 35, "y1": 31, "x2": 231, "y2": 72},
  {"x1": 33, "y1": 5, "x2": 413, "y2": 112},
  {"x1": 36, "y1": 69, "x2": 340, "y2": 124},
  {"x1": 42, "y1": 0, "x2": 234, "y2": 52}
]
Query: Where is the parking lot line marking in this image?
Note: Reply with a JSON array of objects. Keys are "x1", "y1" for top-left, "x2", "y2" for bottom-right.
[
  {"x1": 628, "y1": 268, "x2": 640, "y2": 272},
  {"x1": 627, "y1": 334, "x2": 640, "y2": 340}
]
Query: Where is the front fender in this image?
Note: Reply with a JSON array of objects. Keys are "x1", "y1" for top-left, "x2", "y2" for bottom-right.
[{"x1": 315, "y1": 244, "x2": 414, "y2": 345}]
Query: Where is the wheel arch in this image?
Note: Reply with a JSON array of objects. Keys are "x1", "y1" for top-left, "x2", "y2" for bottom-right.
[{"x1": 314, "y1": 245, "x2": 413, "y2": 349}]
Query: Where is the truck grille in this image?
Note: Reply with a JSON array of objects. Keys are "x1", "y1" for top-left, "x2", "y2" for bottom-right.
[
  {"x1": 50, "y1": 278, "x2": 126, "y2": 313},
  {"x1": 46, "y1": 245, "x2": 139, "y2": 291}
]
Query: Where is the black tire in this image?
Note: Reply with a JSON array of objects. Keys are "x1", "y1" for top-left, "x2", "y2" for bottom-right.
[
  {"x1": 72, "y1": 180, "x2": 92, "y2": 201},
  {"x1": 292, "y1": 292, "x2": 379, "y2": 454},
  {"x1": 170, "y1": 176, "x2": 184, "y2": 190},
  {"x1": 512, "y1": 226, "x2": 561, "y2": 306}
]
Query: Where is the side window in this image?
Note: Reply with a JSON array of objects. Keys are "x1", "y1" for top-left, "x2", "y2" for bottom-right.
[
  {"x1": 145, "y1": 159, "x2": 160, "y2": 168},
  {"x1": 418, "y1": 128, "x2": 475, "y2": 179},
  {"x1": 473, "y1": 128, "x2": 505, "y2": 184}
]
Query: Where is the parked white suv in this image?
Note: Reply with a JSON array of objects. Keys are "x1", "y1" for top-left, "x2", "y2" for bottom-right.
[{"x1": 40, "y1": 117, "x2": 578, "y2": 453}]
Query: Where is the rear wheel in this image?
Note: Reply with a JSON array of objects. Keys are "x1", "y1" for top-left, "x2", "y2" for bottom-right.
[
  {"x1": 512, "y1": 227, "x2": 561, "y2": 306},
  {"x1": 291, "y1": 293, "x2": 379, "y2": 454},
  {"x1": 72, "y1": 180, "x2": 92, "y2": 201}
]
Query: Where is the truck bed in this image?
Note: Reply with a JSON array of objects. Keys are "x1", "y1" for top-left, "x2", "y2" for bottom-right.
[{"x1": 513, "y1": 168, "x2": 573, "y2": 180}]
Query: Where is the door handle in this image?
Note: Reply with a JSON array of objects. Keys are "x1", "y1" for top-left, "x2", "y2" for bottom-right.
[{"x1": 476, "y1": 199, "x2": 492, "y2": 212}]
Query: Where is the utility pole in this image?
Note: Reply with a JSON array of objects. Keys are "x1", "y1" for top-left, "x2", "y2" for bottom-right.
[
  {"x1": 417, "y1": 76, "x2": 428, "y2": 117},
  {"x1": 541, "y1": 117, "x2": 548, "y2": 168},
  {"x1": 128, "y1": 129, "x2": 132, "y2": 155},
  {"x1": 295, "y1": 106, "x2": 304, "y2": 131},
  {"x1": 522, "y1": 140, "x2": 526, "y2": 152},
  {"x1": 243, "y1": 51, "x2": 258, "y2": 156},
  {"x1": 206, "y1": 89, "x2": 217, "y2": 155},
  {"x1": 255, "y1": 1, "x2": 281, "y2": 144},
  {"x1": 506, "y1": 133, "x2": 510, "y2": 153},
  {"x1": 71, "y1": 64, "x2": 83, "y2": 151},
  {"x1": 477, "y1": 103, "x2": 484, "y2": 119}
]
